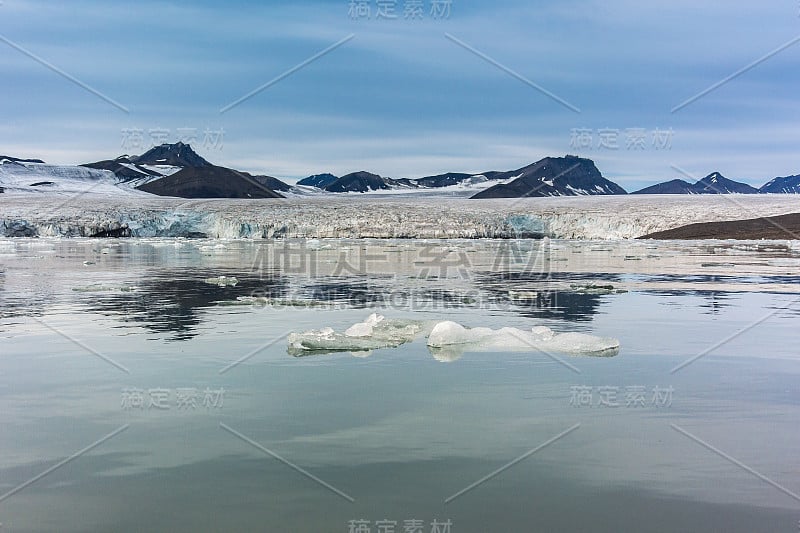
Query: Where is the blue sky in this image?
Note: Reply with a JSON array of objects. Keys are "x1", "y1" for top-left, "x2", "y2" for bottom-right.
[{"x1": 1, "y1": 0, "x2": 799, "y2": 190}]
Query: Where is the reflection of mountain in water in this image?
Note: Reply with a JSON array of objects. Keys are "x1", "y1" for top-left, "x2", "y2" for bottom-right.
[
  {"x1": 639, "y1": 274, "x2": 748, "y2": 315},
  {"x1": 75, "y1": 269, "x2": 625, "y2": 340},
  {"x1": 82, "y1": 270, "x2": 287, "y2": 340},
  {"x1": 294, "y1": 278, "x2": 482, "y2": 309},
  {"x1": 297, "y1": 279, "x2": 388, "y2": 307},
  {"x1": 647, "y1": 289, "x2": 734, "y2": 315},
  {"x1": 475, "y1": 272, "x2": 624, "y2": 321}
]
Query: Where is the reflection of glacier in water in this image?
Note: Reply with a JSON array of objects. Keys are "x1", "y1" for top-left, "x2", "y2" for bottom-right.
[{"x1": 2, "y1": 238, "x2": 800, "y2": 340}]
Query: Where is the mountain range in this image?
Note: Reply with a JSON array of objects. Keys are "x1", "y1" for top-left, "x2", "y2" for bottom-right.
[
  {"x1": 84, "y1": 143, "x2": 288, "y2": 198},
  {"x1": 760, "y1": 174, "x2": 800, "y2": 194},
  {"x1": 2, "y1": 143, "x2": 799, "y2": 199},
  {"x1": 631, "y1": 172, "x2": 760, "y2": 195}
]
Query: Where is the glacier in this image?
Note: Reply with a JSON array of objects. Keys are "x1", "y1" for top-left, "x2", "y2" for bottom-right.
[
  {"x1": 2, "y1": 194, "x2": 800, "y2": 240},
  {"x1": 2, "y1": 157, "x2": 800, "y2": 239}
]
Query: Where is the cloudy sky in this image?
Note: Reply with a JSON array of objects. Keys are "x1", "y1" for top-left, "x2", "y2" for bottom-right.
[{"x1": 1, "y1": 0, "x2": 798, "y2": 189}]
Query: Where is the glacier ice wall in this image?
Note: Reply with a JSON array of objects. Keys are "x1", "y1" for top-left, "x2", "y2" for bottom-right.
[{"x1": 1, "y1": 195, "x2": 799, "y2": 240}]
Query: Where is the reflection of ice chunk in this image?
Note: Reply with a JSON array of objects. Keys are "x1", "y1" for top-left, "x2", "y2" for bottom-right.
[
  {"x1": 428, "y1": 346, "x2": 465, "y2": 363},
  {"x1": 72, "y1": 284, "x2": 137, "y2": 293},
  {"x1": 568, "y1": 283, "x2": 627, "y2": 294},
  {"x1": 427, "y1": 321, "x2": 619, "y2": 355},
  {"x1": 288, "y1": 314, "x2": 429, "y2": 356}
]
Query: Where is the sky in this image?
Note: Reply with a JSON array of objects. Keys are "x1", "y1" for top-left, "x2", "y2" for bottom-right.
[{"x1": 0, "y1": 0, "x2": 799, "y2": 190}]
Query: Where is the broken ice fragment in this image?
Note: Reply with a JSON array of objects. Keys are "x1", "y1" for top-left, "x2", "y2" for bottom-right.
[
  {"x1": 288, "y1": 314, "x2": 429, "y2": 356},
  {"x1": 287, "y1": 314, "x2": 619, "y2": 359},
  {"x1": 426, "y1": 321, "x2": 619, "y2": 356},
  {"x1": 204, "y1": 275, "x2": 238, "y2": 287}
]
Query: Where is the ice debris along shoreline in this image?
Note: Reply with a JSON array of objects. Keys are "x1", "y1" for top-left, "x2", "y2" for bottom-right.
[
  {"x1": 287, "y1": 314, "x2": 620, "y2": 359},
  {"x1": 2, "y1": 195, "x2": 800, "y2": 240}
]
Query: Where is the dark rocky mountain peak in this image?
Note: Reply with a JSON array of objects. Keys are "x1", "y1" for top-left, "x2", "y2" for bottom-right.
[
  {"x1": 297, "y1": 173, "x2": 339, "y2": 188},
  {"x1": 471, "y1": 155, "x2": 627, "y2": 199},
  {"x1": 136, "y1": 165, "x2": 284, "y2": 199},
  {"x1": 760, "y1": 174, "x2": 800, "y2": 194},
  {"x1": 692, "y1": 172, "x2": 758, "y2": 194},
  {"x1": 130, "y1": 142, "x2": 211, "y2": 168},
  {"x1": 324, "y1": 171, "x2": 390, "y2": 193}
]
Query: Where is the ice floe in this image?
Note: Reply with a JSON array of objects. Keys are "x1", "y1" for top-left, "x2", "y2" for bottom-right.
[
  {"x1": 426, "y1": 321, "x2": 619, "y2": 355},
  {"x1": 287, "y1": 313, "x2": 430, "y2": 356},
  {"x1": 204, "y1": 276, "x2": 238, "y2": 287},
  {"x1": 287, "y1": 314, "x2": 619, "y2": 358}
]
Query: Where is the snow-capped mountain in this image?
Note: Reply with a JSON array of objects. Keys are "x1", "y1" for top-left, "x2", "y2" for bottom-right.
[
  {"x1": 295, "y1": 157, "x2": 627, "y2": 197},
  {"x1": 325, "y1": 171, "x2": 420, "y2": 192},
  {"x1": 82, "y1": 142, "x2": 212, "y2": 187},
  {"x1": 414, "y1": 172, "x2": 479, "y2": 188},
  {"x1": 0, "y1": 155, "x2": 46, "y2": 164},
  {"x1": 0, "y1": 157, "x2": 147, "y2": 196},
  {"x1": 130, "y1": 142, "x2": 212, "y2": 167},
  {"x1": 4, "y1": 144, "x2": 796, "y2": 201},
  {"x1": 85, "y1": 143, "x2": 289, "y2": 198},
  {"x1": 470, "y1": 156, "x2": 627, "y2": 199},
  {"x1": 760, "y1": 174, "x2": 800, "y2": 194},
  {"x1": 82, "y1": 156, "x2": 180, "y2": 187},
  {"x1": 633, "y1": 172, "x2": 759, "y2": 195},
  {"x1": 693, "y1": 172, "x2": 758, "y2": 194}
]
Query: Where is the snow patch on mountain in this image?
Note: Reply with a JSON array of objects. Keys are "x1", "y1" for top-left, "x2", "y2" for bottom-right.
[{"x1": 0, "y1": 160, "x2": 149, "y2": 196}]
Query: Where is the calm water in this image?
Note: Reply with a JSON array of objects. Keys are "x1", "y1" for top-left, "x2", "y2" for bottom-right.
[{"x1": 1, "y1": 238, "x2": 799, "y2": 532}]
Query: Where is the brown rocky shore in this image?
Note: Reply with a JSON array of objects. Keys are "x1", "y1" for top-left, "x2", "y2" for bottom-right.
[{"x1": 639, "y1": 212, "x2": 800, "y2": 240}]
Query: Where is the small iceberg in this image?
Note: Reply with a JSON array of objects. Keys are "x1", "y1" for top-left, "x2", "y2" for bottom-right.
[
  {"x1": 204, "y1": 275, "x2": 238, "y2": 287},
  {"x1": 427, "y1": 321, "x2": 619, "y2": 356},
  {"x1": 287, "y1": 313, "x2": 430, "y2": 356},
  {"x1": 287, "y1": 314, "x2": 619, "y2": 359}
]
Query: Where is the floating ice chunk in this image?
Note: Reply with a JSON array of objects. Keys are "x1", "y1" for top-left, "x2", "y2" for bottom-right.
[
  {"x1": 288, "y1": 315, "x2": 618, "y2": 359},
  {"x1": 427, "y1": 321, "x2": 618, "y2": 355},
  {"x1": 344, "y1": 313, "x2": 384, "y2": 337},
  {"x1": 508, "y1": 290, "x2": 541, "y2": 301},
  {"x1": 204, "y1": 275, "x2": 238, "y2": 287},
  {"x1": 288, "y1": 315, "x2": 429, "y2": 356}
]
